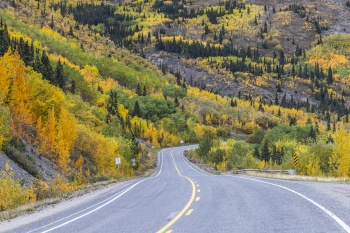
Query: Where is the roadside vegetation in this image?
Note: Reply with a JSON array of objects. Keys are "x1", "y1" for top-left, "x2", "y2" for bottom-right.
[{"x1": 1, "y1": 0, "x2": 350, "y2": 212}]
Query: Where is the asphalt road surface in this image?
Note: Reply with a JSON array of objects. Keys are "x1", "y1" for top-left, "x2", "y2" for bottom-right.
[{"x1": 1, "y1": 146, "x2": 350, "y2": 233}]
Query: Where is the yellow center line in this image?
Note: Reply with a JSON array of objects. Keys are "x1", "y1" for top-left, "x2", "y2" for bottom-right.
[
  {"x1": 186, "y1": 209, "x2": 193, "y2": 216},
  {"x1": 156, "y1": 151, "x2": 196, "y2": 233},
  {"x1": 195, "y1": 197, "x2": 200, "y2": 201}
]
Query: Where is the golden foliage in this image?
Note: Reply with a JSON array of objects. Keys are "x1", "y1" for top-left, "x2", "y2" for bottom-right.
[
  {"x1": 331, "y1": 127, "x2": 350, "y2": 177},
  {"x1": 0, "y1": 168, "x2": 36, "y2": 211}
]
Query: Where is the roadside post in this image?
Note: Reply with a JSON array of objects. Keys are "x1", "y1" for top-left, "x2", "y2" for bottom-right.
[
  {"x1": 116, "y1": 157, "x2": 121, "y2": 173},
  {"x1": 293, "y1": 154, "x2": 298, "y2": 173}
]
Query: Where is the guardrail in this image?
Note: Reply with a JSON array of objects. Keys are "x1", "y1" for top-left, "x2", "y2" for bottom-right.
[{"x1": 233, "y1": 169, "x2": 296, "y2": 175}]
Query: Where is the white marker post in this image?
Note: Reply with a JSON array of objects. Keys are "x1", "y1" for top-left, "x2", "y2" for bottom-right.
[{"x1": 116, "y1": 157, "x2": 121, "y2": 173}]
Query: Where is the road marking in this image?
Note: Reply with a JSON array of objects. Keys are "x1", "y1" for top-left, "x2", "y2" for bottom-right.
[
  {"x1": 230, "y1": 176, "x2": 350, "y2": 233},
  {"x1": 196, "y1": 184, "x2": 199, "y2": 187},
  {"x1": 165, "y1": 231, "x2": 173, "y2": 233},
  {"x1": 197, "y1": 189, "x2": 200, "y2": 193},
  {"x1": 195, "y1": 197, "x2": 200, "y2": 201},
  {"x1": 156, "y1": 151, "x2": 196, "y2": 233},
  {"x1": 29, "y1": 149, "x2": 168, "y2": 233},
  {"x1": 179, "y1": 151, "x2": 211, "y2": 176},
  {"x1": 186, "y1": 209, "x2": 193, "y2": 216}
]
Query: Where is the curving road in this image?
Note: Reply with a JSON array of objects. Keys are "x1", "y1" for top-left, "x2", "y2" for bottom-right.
[{"x1": 1, "y1": 146, "x2": 350, "y2": 233}]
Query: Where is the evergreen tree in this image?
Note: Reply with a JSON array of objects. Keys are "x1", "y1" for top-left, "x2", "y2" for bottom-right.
[
  {"x1": 50, "y1": 15, "x2": 54, "y2": 29},
  {"x1": 278, "y1": 147, "x2": 284, "y2": 164},
  {"x1": 133, "y1": 101, "x2": 141, "y2": 117},
  {"x1": 271, "y1": 144, "x2": 278, "y2": 163},
  {"x1": 55, "y1": 59, "x2": 66, "y2": 91},
  {"x1": 0, "y1": 24, "x2": 10, "y2": 56},
  {"x1": 281, "y1": 93, "x2": 287, "y2": 107},
  {"x1": 261, "y1": 140, "x2": 270, "y2": 162},
  {"x1": 136, "y1": 84, "x2": 142, "y2": 96},
  {"x1": 263, "y1": 21, "x2": 268, "y2": 33},
  {"x1": 230, "y1": 98, "x2": 235, "y2": 107},
  {"x1": 142, "y1": 86, "x2": 147, "y2": 96},
  {"x1": 326, "y1": 111, "x2": 331, "y2": 131},
  {"x1": 327, "y1": 67, "x2": 333, "y2": 85},
  {"x1": 253, "y1": 145, "x2": 260, "y2": 158},
  {"x1": 40, "y1": 51, "x2": 54, "y2": 84},
  {"x1": 174, "y1": 97, "x2": 179, "y2": 107},
  {"x1": 274, "y1": 92, "x2": 279, "y2": 105},
  {"x1": 107, "y1": 90, "x2": 118, "y2": 115},
  {"x1": 309, "y1": 125, "x2": 316, "y2": 142},
  {"x1": 289, "y1": 116, "x2": 297, "y2": 126},
  {"x1": 71, "y1": 80, "x2": 76, "y2": 94}
]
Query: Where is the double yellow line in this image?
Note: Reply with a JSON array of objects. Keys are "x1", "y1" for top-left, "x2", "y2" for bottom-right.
[{"x1": 156, "y1": 151, "x2": 196, "y2": 233}]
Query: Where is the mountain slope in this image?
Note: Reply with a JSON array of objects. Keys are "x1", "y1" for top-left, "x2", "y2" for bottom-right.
[{"x1": 0, "y1": 0, "x2": 350, "y2": 213}]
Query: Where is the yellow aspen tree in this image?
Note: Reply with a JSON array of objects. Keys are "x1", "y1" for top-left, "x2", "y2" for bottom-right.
[
  {"x1": 0, "y1": 52, "x2": 12, "y2": 98},
  {"x1": 10, "y1": 50, "x2": 32, "y2": 127},
  {"x1": 118, "y1": 104, "x2": 129, "y2": 122},
  {"x1": 0, "y1": 50, "x2": 32, "y2": 138},
  {"x1": 75, "y1": 156, "x2": 84, "y2": 174},
  {"x1": 34, "y1": 116, "x2": 43, "y2": 153},
  {"x1": 331, "y1": 127, "x2": 350, "y2": 177},
  {"x1": 55, "y1": 108, "x2": 77, "y2": 171},
  {"x1": 44, "y1": 108, "x2": 57, "y2": 159},
  {"x1": 55, "y1": 125, "x2": 68, "y2": 170},
  {"x1": 0, "y1": 104, "x2": 10, "y2": 148}
]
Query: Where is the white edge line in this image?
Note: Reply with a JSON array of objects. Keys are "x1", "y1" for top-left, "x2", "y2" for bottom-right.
[
  {"x1": 27, "y1": 149, "x2": 166, "y2": 233},
  {"x1": 229, "y1": 175, "x2": 350, "y2": 233},
  {"x1": 178, "y1": 151, "x2": 211, "y2": 176}
]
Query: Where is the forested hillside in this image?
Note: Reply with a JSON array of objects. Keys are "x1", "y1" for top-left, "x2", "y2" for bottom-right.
[{"x1": 1, "y1": 0, "x2": 350, "y2": 212}]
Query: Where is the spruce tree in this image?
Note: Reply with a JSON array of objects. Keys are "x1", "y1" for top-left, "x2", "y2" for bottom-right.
[
  {"x1": 261, "y1": 140, "x2": 270, "y2": 162},
  {"x1": 40, "y1": 51, "x2": 54, "y2": 84},
  {"x1": 274, "y1": 92, "x2": 279, "y2": 105},
  {"x1": 325, "y1": 111, "x2": 331, "y2": 131},
  {"x1": 309, "y1": 125, "x2": 316, "y2": 142},
  {"x1": 136, "y1": 84, "x2": 142, "y2": 96},
  {"x1": 263, "y1": 21, "x2": 268, "y2": 33},
  {"x1": 133, "y1": 101, "x2": 141, "y2": 117},
  {"x1": 71, "y1": 80, "x2": 76, "y2": 94},
  {"x1": 107, "y1": 90, "x2": 118, "y2": 115},
  {"x1": 271, "y1": 145, "x2": 277, "y2": 164},
  {"x1": 281, "y1": 93, "x2": 287, "y2": 107},
  {"x1": 327, "y1": 67, "x2": 333, "y2": 85},
  {"x1": 0, "y1": 24, "x2": 10, "y2": 56},
  {"x1": 174, "y1": 97, "x2": 179, "y2": 107},
  {"x1": 55, "y1": 59, "x2": 66, "y2": 91},
  {"x1": 230, "y1": 98, "x2": 235, "y2": 107},
  {"x1": 253, "y1": 145, "x2": 260, "y2": 159}
]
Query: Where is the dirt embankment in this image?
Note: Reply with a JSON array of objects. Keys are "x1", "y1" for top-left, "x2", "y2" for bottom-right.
[{"x1": 0, "y1": 142, "x2": 61, "y2": 186}]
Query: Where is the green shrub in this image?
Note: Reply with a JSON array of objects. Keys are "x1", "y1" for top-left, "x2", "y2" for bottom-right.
[{"x1": 246, "y1": 129, "x2": 265, "y2": 144}]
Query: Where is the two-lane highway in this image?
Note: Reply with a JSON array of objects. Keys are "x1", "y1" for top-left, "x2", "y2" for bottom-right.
[{"x1": 1, "y1": 146, "x2": 350, "y2": 233}]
